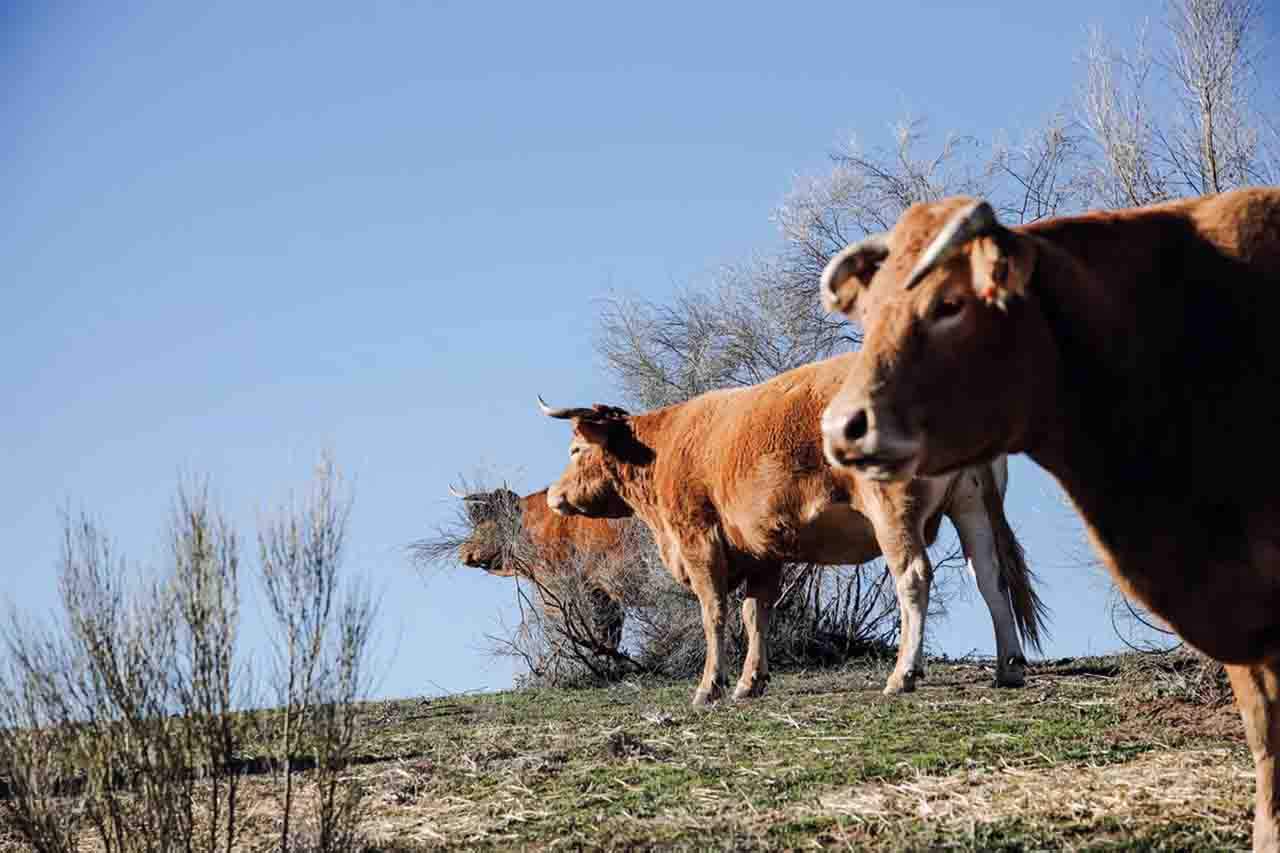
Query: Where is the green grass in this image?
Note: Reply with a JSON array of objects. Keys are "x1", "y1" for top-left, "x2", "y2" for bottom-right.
[
  {"x1": 328, "y1": 656, "x2": 1252, "y2": 850},
  {"x1": 1, "y1": 655, "x2": 1253, "y2": 851}
]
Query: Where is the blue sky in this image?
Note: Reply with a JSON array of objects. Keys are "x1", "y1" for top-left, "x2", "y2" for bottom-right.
[{"x1": 4, "y1": 0, "x2": 1214, "y2": 698}]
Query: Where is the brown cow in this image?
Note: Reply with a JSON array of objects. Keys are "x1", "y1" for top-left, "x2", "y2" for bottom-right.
[
  {"x1": 454, "y1": 486, "x2": 627, "y2": 651},
  {"x1": 817, "y1": 188, "x2": 1280, "y2": 850},
  {"x1": 538, "y1": 351, "x2": 1046, "y2": 706}
]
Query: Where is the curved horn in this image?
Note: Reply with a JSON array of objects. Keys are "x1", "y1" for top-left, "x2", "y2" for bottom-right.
[
  {"x1": 904, "y1": 201, "x2": 999, "y2": 290},
  {"x1": 820, "y1": 232, "x2": 890, "y2": 311},
  {"x1": 537, "y1": 395, "x2": 597, "y2": 420}
]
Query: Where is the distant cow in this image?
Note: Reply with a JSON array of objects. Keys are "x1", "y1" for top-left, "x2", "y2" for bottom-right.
[
  {"x1": 453, "y1": 486, "x2": 627, "y2": 652},
  {"x1": 818, "y1": 188, "x2": 1280, "y2": 851},
  {"x1": 539, "y1": 351, "x2": 1046, "y2": 706}
]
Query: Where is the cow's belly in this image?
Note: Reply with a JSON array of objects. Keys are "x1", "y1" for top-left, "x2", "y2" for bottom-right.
[
  {"x1": 1098, "y1": 512, "x2": 1280, "y2": 665},
  {"x1": 794, "y1": 504, "x2": 882, "y2": 566}
]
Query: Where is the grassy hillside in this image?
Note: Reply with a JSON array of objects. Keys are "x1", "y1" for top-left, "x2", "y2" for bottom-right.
[
  {"x1": 285, "y1": 657, "x2": 1251, "y2": 850},
  {"x1": 2, "y1": 655, "x2": 1254, "y2": 851}
]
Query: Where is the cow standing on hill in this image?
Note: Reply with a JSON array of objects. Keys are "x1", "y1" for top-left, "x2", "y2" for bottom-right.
[
  {"x1": 538, "y1": 352, "x2": 1047, "y2": 706},
  {"x1": 454, "y1": 486, "x2": 627, "y2": 652},
  {"x1": 817, "y1": 188, "x2": 1280, "y2": 851}
]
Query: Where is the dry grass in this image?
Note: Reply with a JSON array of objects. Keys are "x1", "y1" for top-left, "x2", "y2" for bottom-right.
[
  {"x1": 821, "y1": 748, "x2": 1251, "y2": 849},
  {"x1": 1, "y1": 654, "x2": 1255, "y2": 851}
]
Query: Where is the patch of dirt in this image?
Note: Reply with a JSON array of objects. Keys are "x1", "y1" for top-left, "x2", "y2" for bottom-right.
[
  {"x1": 1111, "y1": 697, "x2": 1246, "y2": 746},
  {"x1": 602, "y1": 730, "x2": 671, "y2": 761}
]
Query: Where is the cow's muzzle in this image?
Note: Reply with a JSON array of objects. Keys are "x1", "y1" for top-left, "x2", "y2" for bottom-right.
[
  {"x1": 546, "y1": 487, "x2": 579, "y2": 516},
  {"x1": 821, "y1": 400, "x2": 922, "y2": 482}
]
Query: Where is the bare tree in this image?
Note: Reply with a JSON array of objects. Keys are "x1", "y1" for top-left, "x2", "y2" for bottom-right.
[
  {"x1": 1080, "y1": 23, "x2": 1173, "y2": 207},
  {"x1": 1079, "y1": 0, "x2": 1274, "y2": 207},
  {"x1": 776, "y1": 117, "x2": 993, "y2": 299},
  {"x1": 989, "y1": 115, "x2": 1094, "y2": 223},
  {"x1": 1162, "y1": 0, "x2": 1270, "y2": 192}
]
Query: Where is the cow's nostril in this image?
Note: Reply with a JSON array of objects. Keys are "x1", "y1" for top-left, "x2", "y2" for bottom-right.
[{"x1": 844, "y1": 410, "x2": 869, "y2": 442}]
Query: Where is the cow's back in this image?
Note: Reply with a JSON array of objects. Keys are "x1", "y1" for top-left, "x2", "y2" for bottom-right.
[{"x1": 640, "y1": 354, "x2": 874, "y2": 561}]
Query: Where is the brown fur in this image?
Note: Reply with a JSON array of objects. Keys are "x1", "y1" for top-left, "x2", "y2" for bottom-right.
[
  {"x1": 458, "y1": 488, "x2": 626, "y2": 649},
  {"x1": 824, "y1": 187, "x2": 1280, "y2": 850},
  {"x1": 545, "y1": 353, "x2": 1045, "y2": 704}
]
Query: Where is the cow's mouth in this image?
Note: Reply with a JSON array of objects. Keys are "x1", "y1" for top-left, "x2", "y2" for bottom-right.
[
  {"x1": 849, "y1": 453, "x2": 918, "y2": 482},
  {"x1": 549, "y1": 494, "x2": 580, "y2": 516}
]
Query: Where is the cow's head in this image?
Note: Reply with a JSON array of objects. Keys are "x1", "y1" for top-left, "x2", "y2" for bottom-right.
[
  {"x1": 819, "y1": 197, "x2": 1050, "y2": 480},
  {"x1": 539, "y1": 398, "x2": 642, "y2": 519},
  {"x1": 451, "y1": 485, "x2": 523, "y2": 575}
]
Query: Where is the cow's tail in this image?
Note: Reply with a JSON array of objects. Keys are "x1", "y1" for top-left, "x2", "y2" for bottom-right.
[{"x1": 980, "y1": 463, "x2": 1048, "y2": 654}]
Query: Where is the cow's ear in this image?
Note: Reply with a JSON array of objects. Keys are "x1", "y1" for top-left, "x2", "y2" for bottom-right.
[
  {"x1": 821, "y1": 234, "x2": 890, "y2": 316},
  {"x1": 576, "y1": 419, "x2": 613, "y2": 447},
  {"x1": 970, "y1": 230, "x2": 1037, "y2": 310}
]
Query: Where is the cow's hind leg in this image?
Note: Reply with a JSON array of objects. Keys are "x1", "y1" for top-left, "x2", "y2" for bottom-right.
[
  {"x1": 1228, "y1": 660, "x2": 1280, "y2": 852},
  {"x1": 734, "y1": 565, "x2": 781, "y2": 701},
  {"x1": 949, "y1": 501, "x2": 1026, "y2": 687}
]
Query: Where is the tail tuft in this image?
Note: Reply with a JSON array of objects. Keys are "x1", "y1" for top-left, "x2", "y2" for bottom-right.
[{"x1": 980, "y1": 463, "x2": 1049, "y2": 653}]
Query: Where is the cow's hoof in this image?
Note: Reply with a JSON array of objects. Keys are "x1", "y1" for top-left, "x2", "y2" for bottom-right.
[
  {"x1": 692, "y1": 684, "x2": 724, "y2": 707},
  {"x1": 883, "y1": 672, "x2": 918, "y2": 695},
  {"x1": 732, "y1": 676, "x2": 769, "y2": 701},
  {"x1": 995, "y1": 655, "x2": 1027, "y2": 688}
]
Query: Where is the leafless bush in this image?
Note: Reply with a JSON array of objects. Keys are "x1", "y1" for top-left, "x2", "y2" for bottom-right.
[
  {"x1": 0, "y1": 465, "x2": 375, "y2": 853},
  {"x1": 492, "y1": 516, "x2": 968, "y2": 689},
  {"x1": 259, "y1": 457, "x2": 376, "y2": 853},
  {"x1": 0, "y1": 488, "x2": 245, "y2": 853}
]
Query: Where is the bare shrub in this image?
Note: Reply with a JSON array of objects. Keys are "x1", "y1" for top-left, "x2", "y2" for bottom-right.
[
  {"x1": 0, "y1": 490, "x2": 244, "y2": 853},
  {"x1": 490, "y1": 515, "x2": 968, "y2": 689},
  {"x1": 259, "y1": 457, "x2": 376, "y2": 853},
  {"x1": 0, "y1": 464, "x2": 374, "y2": 853}
]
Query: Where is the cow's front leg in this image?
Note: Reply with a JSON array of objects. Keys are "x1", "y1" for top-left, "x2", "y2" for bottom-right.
[
  {"x1": 1229, "y1": 660, "x2": 1280, "y2": 852},
  {"x1": 734, "y1": 565, "x2": 781, "y2": 700},
  {"x1": 685, "y1": 534, "x2": 730, "y2": 707},
  {"x1": 883, "y1": 538, "x2": 932, "y2": 695}
]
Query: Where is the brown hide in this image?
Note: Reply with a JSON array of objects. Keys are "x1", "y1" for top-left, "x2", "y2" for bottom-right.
[
  {"x1": 550, "y1": 353, "x2": 933, "y2": 585},
  {"x1": 519, "y1": 488, "x2": 627, "y2": 588},
  {"x1": 825, "y1": 188, "x2": 1280, "y2": 852},
  {"x1": 828, "y1": 188, "x2": 1280, "y2": 664},
  {"x1": 461, "y1": 488, "x2": 626, "y2": 594},
  {"x1": 544, "y1": 352, "x2": 1043, "y2": 704}
]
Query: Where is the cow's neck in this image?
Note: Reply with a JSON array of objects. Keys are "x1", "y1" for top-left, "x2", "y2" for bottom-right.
[
  {"x1": 1020, "y1": 217, "x2": 1258, "y2": 579},
  {"x1": 607, "y1": 410, "x2": 667, "y2": 525}
]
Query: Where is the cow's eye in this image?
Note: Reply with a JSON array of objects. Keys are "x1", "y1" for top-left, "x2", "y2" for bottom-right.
[
  {"x1": 931, "y1": 296, "x2": 966, "y2": 322},
  {"x1": 569, "y1": 446, "x2": 580, "y2": 458}
]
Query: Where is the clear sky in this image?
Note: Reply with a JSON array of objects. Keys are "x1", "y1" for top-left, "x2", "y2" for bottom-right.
[{"x1": 5, "y1": 0, "x2": 1229, "y2": 699}]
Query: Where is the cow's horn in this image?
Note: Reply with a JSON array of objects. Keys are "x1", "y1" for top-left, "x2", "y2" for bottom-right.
[
  {"x1": 820, "y1": 232, "x2": 890, "y2": 308},
  {"x1": 537, "y1": 395, "x2": 596, "y2": 420},
  {"x1": 450, "y1": 485, "x2": 486, "y2": 502},
  {"x1": 904, "y1": 201, "x2": 999, "y2": 290}
]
